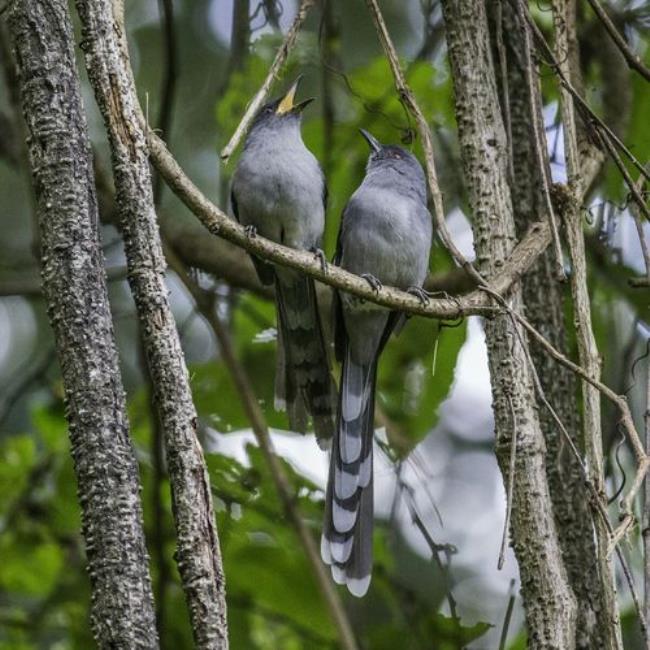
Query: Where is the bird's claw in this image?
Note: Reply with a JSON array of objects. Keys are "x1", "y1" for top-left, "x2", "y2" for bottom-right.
[
  {"x1": 244, "y1": 225, "x2": 257, "y2": 238},
  {"x1": 407, "y1": 285, "x2": 431, "y2": 306},
  {"x1": 311, "y1": 247, "x2": 328, "y2": 274},
  {"x1": 361, "y1": 273, "x2": 383, "y2": 294}
]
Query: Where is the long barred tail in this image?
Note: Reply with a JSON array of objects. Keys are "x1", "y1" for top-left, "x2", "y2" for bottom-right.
[
  {"x1": 274, "y1": 269, "x2": 336, "y2": 446},
  {"x1": 320, "y1": 346, "x2": 376, "y2": 597}
]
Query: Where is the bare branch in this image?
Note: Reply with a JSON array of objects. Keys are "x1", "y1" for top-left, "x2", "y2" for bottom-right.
[
  {"x1": 498, "y1": 392, "x2": 517, "y2": 571},
  {"x1": 220, "y1": 0, "x2": 315, "y2": 162},
  {"x1": 151, "y1": 128, "x2": 555, "y2": 317},
  {"x1": 152, "y1": 0, "x2": 178, "y2": 203},
  {"x1": 364, "y1": 0, "x2": 483, "y2": 284},
  {"x1": 644, "y1": 349, "x2": 650, "y2": 625},
  {"x1": 512, "y1": 1, "x2": 565, "y2": 280},
  {"x1": 599, "y1": 131, "x2": 650, "y2": 223},
  {"x1": 521, "y1": 2, "x2": 650, "y2": 187}
]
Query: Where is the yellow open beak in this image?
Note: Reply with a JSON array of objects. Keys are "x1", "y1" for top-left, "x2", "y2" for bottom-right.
[
  {"x1": 276, "y1": 76, "x2": 313, "y2": 115},
  {"x1": 276, "y1": 77, "x2": 299, "y2": 114}
]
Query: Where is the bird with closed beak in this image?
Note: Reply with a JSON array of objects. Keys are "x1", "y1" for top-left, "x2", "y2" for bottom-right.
[
  {"x1": 321, "y1": 129, "x2": 433, "y2": 597},
  {"x1": 231, "y1": 77, "x2": 336, "y2": 446}
]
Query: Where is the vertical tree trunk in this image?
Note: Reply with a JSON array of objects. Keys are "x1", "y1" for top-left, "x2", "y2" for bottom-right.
[
  {"x1": 552, "y1": 1, "x2": 623, "y2": 646},
  {"x1": 440, "y1": 1, "x2": 576, "y2": 646},
  {"x1": 488, "y1": 3, "x2": 610, "y2": 646},
  {"x1": 6, "y1": 1, "x2": 159, "y2": 647},
  {"x1": 74, "y1": 1, "x2": 229, "y2": 647}
]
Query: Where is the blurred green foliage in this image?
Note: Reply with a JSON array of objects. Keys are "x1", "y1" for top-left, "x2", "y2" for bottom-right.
[{"x1": 1, "y1": 0, "x2": 649, "y2": 648}]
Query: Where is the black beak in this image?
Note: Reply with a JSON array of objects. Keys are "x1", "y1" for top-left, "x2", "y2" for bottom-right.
[
  {"x1": 359, "y1": 128, "x2": 382, "y2": 153},
  {"x1": 292, "y1": 97, "x2": 315, "y2": 113}
]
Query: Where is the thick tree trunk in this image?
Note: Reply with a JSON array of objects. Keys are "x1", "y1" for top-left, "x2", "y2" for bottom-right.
[
  {"x1": 6, "y1": 1, "x2": 159, "y2": 647},
  {"x1": 74, "y1": 1, "x2": 229, "y2": 647},
  {"x1": 441, "y1": 1, "x2": 576, "y2": 646},
  {"x1": 553, "y1": 1, "x2": 623, "y2": 647},
  {"x1": 488, "y1": 3, "x2": 611, "y2": 646}
]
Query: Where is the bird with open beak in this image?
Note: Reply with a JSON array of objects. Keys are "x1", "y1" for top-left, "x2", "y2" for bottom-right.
[{"x1": 231, "y1": 77, "x2": 336, "y2": 445}]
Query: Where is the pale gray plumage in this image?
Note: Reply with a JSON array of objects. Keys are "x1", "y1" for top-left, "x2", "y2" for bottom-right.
[
  {"x1": 231, "y1": 79, "x2": 335, "y2": 443},
  {"x1": 321, "y1": 130, "x2": 432, "y2": 597}
]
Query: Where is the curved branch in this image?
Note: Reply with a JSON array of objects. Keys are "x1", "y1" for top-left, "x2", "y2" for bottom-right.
[{"x1": 148, "y1": 129, "x2": 552, "y2": 319}]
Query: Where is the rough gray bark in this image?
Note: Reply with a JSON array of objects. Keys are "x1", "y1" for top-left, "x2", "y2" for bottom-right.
[
  {"x1": 440, "y1": 1, "x2": 576, "y2": 646},
  {"x1": 74, "y1": 1, "x2": 228, "y2": 647},
  {"x1": 489, "y1": 4, "x2": 608, "y2": 646},
  {"x1": 6, "y1": 1, "x2": 159, "y2": 647}
]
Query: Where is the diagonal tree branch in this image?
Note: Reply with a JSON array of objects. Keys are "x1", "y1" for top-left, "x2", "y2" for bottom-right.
[
  {"x1": 6, "y1": 0, "x2": 159, "y2": 646},
  {"x1": 585, "y1": 0, "x2": 650, "y2": 82},
  {"x1": 365, "y1": 0, "x2": 482, "y2": 284},
  {"x1": 220, "y1": 0, "x2": 316, "y2": 162},
  {"x1": 149, "y1": 128, "x2": 551, "y2": 319},
  {"x1": 74, "y1": 1, "x2": 228, "y2": 647},
  {"x1": 521, "y1": 3, "x2": 650, "y2": 186}
]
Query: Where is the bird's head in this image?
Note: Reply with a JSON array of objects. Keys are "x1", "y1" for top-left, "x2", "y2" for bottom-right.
[
  {"x1": 359, "y1": 129, "x2": 426, "y2": 200},
  {"x1": 250, "y1": 76, "x2": 314, "y2": 133}
]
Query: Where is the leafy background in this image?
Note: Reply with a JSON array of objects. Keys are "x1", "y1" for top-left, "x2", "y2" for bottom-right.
[{"x1": 0, "y1": 0, "x2": 648, "y2": 648}]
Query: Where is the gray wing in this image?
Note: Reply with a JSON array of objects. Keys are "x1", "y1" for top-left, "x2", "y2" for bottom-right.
[{"x1": 230, "y1": 187, "x2": 275, "y2": 286}]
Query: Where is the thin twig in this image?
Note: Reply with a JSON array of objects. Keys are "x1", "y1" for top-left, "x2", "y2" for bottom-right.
[
  {"x1": 615, "y1": 544, "x2": 649, "y2": 646},
  {"x1": 164, "y1": 246, "x2": 359, "y2": 650},
  {"x1": 520, "y1": 1, "x2": 650, "y2": 187},
  {"x1": 220, "y1": 0, "x2": 316, "y2": 162},
  {"x1": 513, "y1": 0, "x2": 565, "y2": 280},
  {"x1": 391, "y1": 461, "x2": 458, "y2": 620},
  {"x1": 153, "y1": 0, "x2": 178, "y2": 203},
  {"x1": 478, "y1": 285, "x2": 647, "y2": 535},
  {"x1": 599, "y1": 130, "x2": 650, "y2": 223},
  {"x1": 585, "y1": 0, "x2": 650, "y2": 82},
  {"x1": 498, "y1": 580, "x2": 516, "y2": 650},
  {"x1": 364, "y1": 0, "x2": 484, "y2": 285},
  {"x1": 0, "y1": 347, "x2": 56, "y2": 425},
  {"x1": 632, "y1": 204, "x2": 650, "y2": 284},
  {"x1": 498, "y1": 392, "x2": 517, "y2": 571},
  {"x1": 482, "y1": 285, "x2": 649, "y2": 550},
  {"x1": 642, "y1": 342, "x2": 650, "y2": 621}
]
